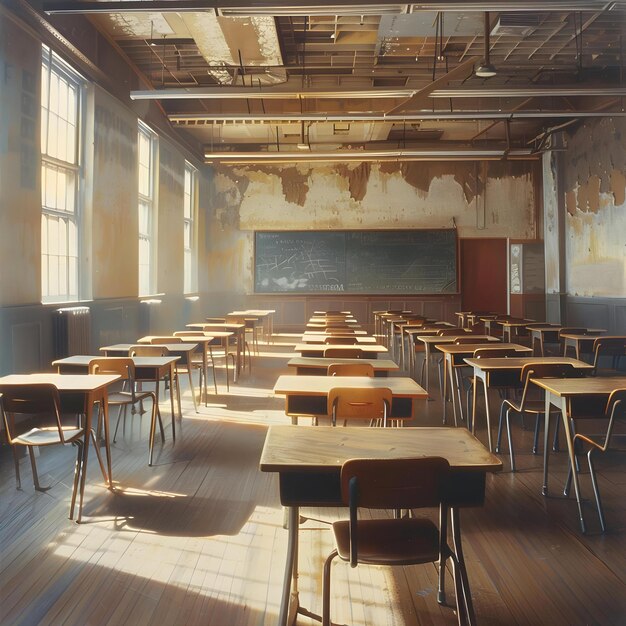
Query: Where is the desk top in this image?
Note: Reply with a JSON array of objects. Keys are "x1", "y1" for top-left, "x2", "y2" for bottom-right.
[
  {"x1": 273, "y1": 375, "x2": 427, "y2": 398},
  {"x1": 303, "y1": 329, "x2": 368, "y2": 336},
  {"x1": 300, "y1": 335, "x2": 376, "y2": 344},
  {"x1": 0, "y1": 373, "x2": 120, "y2": 391},
  {"x1": 229, "y1": 309, "x2": 275, "y2": 317},
  {"x1": 53, "y1": 355, "x2": 179, "y2": 368},
  {"x1": 187, "y1": 322, "x2": 245, "y2": 331},
  {"x1": 464, "y1": 356, "x2": 594, "y2": 372},
  {"x1": 287, "y1": 357, "x2": 399, "y2": 371},
  {"x1": 559, "y1": 331, "x2": 607, "y2": 340},
  {"x1": 100, "y1": 343, "x2": 197, "y2": 353},
  {"x1": 260, "y1": 425, "x2": 502, "y2": 473},
  {"x1": 497, "y1": 319, "x2": 534, "y2": 327},
  {"x1": 138, "y1": 335, "x2": 215, "y2": 344},
  {"x1": 416, "y1": 335, "x2": 500, "y2": 345},
  {"x1": 293, "y1": 343, "x2": 387, "y2": 354},
  {"x1": 532, "y1": 376, "x2": 626, "y2": 397},
  {"x1": 437, "y1": 342, "x2": 531, "y2": 356}
]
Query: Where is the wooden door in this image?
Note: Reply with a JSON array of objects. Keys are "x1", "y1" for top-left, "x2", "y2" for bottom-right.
[{"x1": 460, "y1": 238, "x2": 507, "y2": 314}]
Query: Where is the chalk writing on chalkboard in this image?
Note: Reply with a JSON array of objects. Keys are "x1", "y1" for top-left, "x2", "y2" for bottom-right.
[{"x1": 255, "y1": 230, "x2": 457, "y2": 294}]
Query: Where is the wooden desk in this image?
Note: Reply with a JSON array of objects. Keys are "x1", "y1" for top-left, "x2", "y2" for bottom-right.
[
  {"x1": 53, "y1": 354, "x2": 182, "y2": 422},
  {"x1": 302, "y1": 329, "x2": 368, "y2": 336},
  {"x1": 414, "y1": 335, "x2": 500, "y2": 397},
  {"x1": 437, "y1": 343, "x2": 532, "y2": 429},
  {"x1": 273, "y1": 374, "x2": 427, "y2": 423},
  {"x1": 300, "y1": 334, "x2": 376, "y2": 344},
  {"x1": 230, "y1": 309, "x2": 275, "y2": 344},
  {"x1": 498, "y1": 319, "x2": 534, "y2": 342},
  {"x1": 287, "y1": 357, "x2": 399, "y2": 377},
  {"x1": 0, "y1": 373, "x2": 119, "y2": 522},
  {"x1": 292, "y1": 343, "x2": 387, "y2": 358},
  {"x1": 532, "y1": 376, "x2": 626, "y2": 533},
  {"x1": 260, "y1": 425, "x2": 502, "y2": 626},
  {"x1": 560, "y1": 331, "x2": 606, "y2": 361},
  {"x1": 527, "y1": 325, "x2": 562, "y2": 356},
  {"x1": 464, "y1": 357, "x2": 594, "y2": 453},
  {"x1": 188, "y1": 323, "x2": 246, "y2": 378}
]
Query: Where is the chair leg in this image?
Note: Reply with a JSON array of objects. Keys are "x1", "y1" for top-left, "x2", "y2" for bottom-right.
[
  {"x1": 495, "y1": 403, "x2": 507, "y2": 454},
  {"x1": 449, "y1": 553, "x2": 465, "y2": 626},
  {"x1": 506, "y1": 408, "x2": 516, "y2": 472},
  {"x1": 112, "y1": 405, "x2": 124, "y2": 443},
  {"x1": 27, "y1": 446, "x2": 44, "y2": 491},
  {"x1": 148, "y1": 399, "x2": 161, "y2": 466},
  {"x1": 12, "y1": 446, "x2": 22, "y2": 489},
  {"x1": 587, "y1": 450, "x2": 607, "y2": 532},
  {"x1": 438, "y1": 504, "x2": 448, "y2": 604},
  {"x1": 552, "y1": 418, "x2": 560, "y2": 452},
  {"x1": 69, "y1": 440, "x2": 84, "y2": 521},
  {"x1": 532, "y1": 416, "x2": 541, "y2": 454},
  {"x1": 322, "y1": 550, "x2": 338, "y2": 626}
]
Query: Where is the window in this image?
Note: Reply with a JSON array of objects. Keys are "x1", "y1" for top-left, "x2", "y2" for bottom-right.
[
  {"x1": 41, "y1": 45, "x2": 84, "y2": 302},
  {"x1": 138, "y1": 121, "x2": 157, "y2": 296},
  {"x1": 183, "y1": 162, "x2": 197, "y2": 293}
]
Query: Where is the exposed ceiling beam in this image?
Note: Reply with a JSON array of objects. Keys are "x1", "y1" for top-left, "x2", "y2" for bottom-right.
[
  {"x1": 203, "y1": 147, "x2": 538, "y2": 164},
  {"x1": 131, "y1": 84, "x2": 626, "y2": 100},
  {"x1": 43, "y1": 1, "x2": 616, "y2": 16},
  {"x1": 170, "y1": 110, "x2": 626, "y2": 123},
  {"x1": 430, "y1": 86, "x2": 626, "y2": 98},
  {"x1": 130, "y1": 86, "x2": 418, "y2": 100}
]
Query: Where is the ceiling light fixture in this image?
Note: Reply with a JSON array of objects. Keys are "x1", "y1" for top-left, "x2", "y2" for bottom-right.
[{"x1": 475, "y1": 12, "x2": 496, "y2": 78}]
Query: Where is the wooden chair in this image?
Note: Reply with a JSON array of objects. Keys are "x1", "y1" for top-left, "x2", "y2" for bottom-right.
[
  {"x1": 226, "y1": 315, "x2": 257, "y2": 361},
  {"x1": 321, "y1": 457, "x2": 464, "y2": 626},
  {"x1": 564, "y1": 389, "x2": 626, "y2": 532},
  {"x1": 0, "y1": 383, "x2": 107, "y2": 521},
  {"x1": 327, "y1": 363, "x2": 375, "y2": 377},
  {"x1": 590, "y1": 336, "x2": 626, "y2": 376},
  {"x1": 497, "y1": 363, "x2": 586, "y2": 471},
  {"x1": 149, "y1": 337, "x2": 200, "y2": 412},
  {"x1": 173, "y1": 330, "x2": 219, "y2": 395},
  {"x1": 324, "y1": 336, "x2": 359, "y2": 345},
  {"x1": 89, "y1": 357, "x2": 164, "y2": 466},
  {"x1": 327, "y1": 386, "x2": 392, "y2": 427},
  {"x1": 323, "y1": 348, "x2": 364, "y2": 359}
]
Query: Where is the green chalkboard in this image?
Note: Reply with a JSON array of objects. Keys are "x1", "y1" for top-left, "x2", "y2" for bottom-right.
[{"x1": 254, "y1": 230, "x2": 457, "y2": 294}]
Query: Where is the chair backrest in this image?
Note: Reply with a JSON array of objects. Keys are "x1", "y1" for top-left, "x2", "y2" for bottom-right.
[
  {"x1": 473, "y1": 347, "x2": 520, "y2": 358},
  {"x1": 518, "y1": 362, "x2": 585, "y2": 407},
  {"x1": 324, "y1": 348, "x2": 364, "y2": 359},
  {"x1": 328, "y1": 363, "x2": 375, "y2": 377},
  {"x1": 325, "y1": 336, "x2": 358, "y2": 345},
  {"x1": 437, "y1": 328, "x2": 460, "y2": 336},
  {"x1": 454, "y1": 336, "x2": 491, "y2": 345},
  {"x1": 149, "y1": 336, "x2": 183, "y2": 344},
  {"x1": 341, "y1": 457, "x2": 449, "y2": 565},
  {"x1": 328, "y1": 386, "x2": 392, "y2": 426},
  {"x1": 128, "y1": 345, "x2": 168, "y2": 357},
  {"x1": 88, "y1": 357, "x2": 134, "y2": 379},
  {"x1": 592, "y1": 336, "x2": 626, "y2": 369},
  {"x1": 0, "y1": 383, "x2": 66, "y2": 443}
]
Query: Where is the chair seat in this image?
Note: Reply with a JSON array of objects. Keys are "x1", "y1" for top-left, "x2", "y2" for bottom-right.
[
  {"x1": 108, "y1": 390, "x2": 154, "y2": 404},
  {"x1": 15, "y1": 426, "x2": 83, "y2": 446},
  {"x1": 506, "y1": 399, "x2": 560, "y2": 415},
  {"x1": 332, "y1": 517, "x2": 439, "y2": 566}
]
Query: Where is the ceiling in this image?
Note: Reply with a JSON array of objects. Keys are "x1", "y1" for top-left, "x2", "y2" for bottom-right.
[{"x1": 41, "y1": 1, "x2": 626, "y2": 163}]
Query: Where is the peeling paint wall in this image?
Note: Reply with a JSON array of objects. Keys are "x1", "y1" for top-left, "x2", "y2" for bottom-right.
[
  {"x1": 0, "y1": 18, "x2": 41, "y2": 306},
  {"x1": 204, "y1": 160, "x2": 537, "y2": 294},
  {"x1": 562, "y1": 118, "x2": 626, "y2": 297}
]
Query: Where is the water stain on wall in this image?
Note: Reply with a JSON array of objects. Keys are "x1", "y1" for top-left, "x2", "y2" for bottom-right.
[
  {"x1": 563, "y1": 117, "x2": 626, "y2": 212},
  {"x1": 336, "y1": 162, "x2": 370, "y2": 201},
  {"x1": 274, "y1": 166, "x2": 310, "y2": 205}
]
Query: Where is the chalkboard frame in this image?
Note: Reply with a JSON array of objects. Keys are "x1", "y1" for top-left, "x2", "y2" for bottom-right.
[{"x1": 254, "y1": 229, "x2": 459, "y2": 295}]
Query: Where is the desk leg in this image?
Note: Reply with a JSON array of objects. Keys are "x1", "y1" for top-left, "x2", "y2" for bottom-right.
[
  {"x1": 442, "y1": 354, "x2": 450, "y2": 424},
  {"x1": 542, "y1": 394, "x2": 551, "y2": 496},
  {"x1": 482, "y1": 375, "x2": 493, "y2": 452},
  {"x1": 279, "y1": 505, "x2": 300, "y2": 626},
  {"x1": 187, "y1": 354, "x2": 199, "y2": 413},
  {"x1": 424, "y1": 345, "x2": 432, "y2": 401},
  {"x1": 101, "y1": 389, "x2": 113, "y2": 486},
  {"x1": 451, "y1": 507, "x2": 475, "y2": 626}
]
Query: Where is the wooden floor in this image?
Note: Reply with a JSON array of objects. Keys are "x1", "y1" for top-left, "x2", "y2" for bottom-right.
[{"x1": 1, "y1": 337, "x2": 625, "y2": 626}]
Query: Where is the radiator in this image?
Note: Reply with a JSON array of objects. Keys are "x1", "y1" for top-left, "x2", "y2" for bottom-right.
[{"x1": 54, "y1": 306, "x2": 91, "y2": 358}]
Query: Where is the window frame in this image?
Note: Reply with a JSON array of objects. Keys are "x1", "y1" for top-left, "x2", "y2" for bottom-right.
[
  {"x1": 137, "y1": 120, "x2": 158, "y2": 297},
  {"x1": 40, "y1": 45, "x2": 85, "y2": 304},
  {"x1": 183, "y1": 162, "x2": 198, "y2": 295}
]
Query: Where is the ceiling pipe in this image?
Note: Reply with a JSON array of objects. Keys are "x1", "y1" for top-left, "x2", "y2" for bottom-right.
[
  {"x1": 430, "y1": 87, "x2": 626, "y2": 98},
  {"x1": 170, "y1": 111, "x2": 626, "y2": 123},
  {"x1": 43, "y1": 1, "x2": 615, "y2": 16},
  {"x1": 203, "y1": 148, "x2": 537, "y2": 163},
  {"x1": 475, "y1": 12, "x2": 496, "y2": 78}
]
